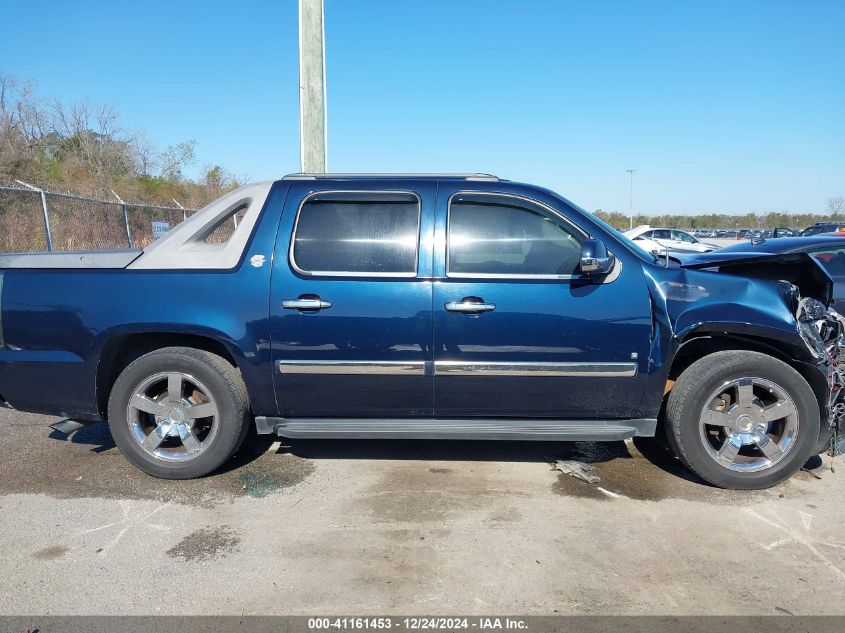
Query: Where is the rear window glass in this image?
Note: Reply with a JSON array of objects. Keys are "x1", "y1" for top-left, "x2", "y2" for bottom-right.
[{"x1": 292, "y1": 192, "x2": 420, "y2": 275}]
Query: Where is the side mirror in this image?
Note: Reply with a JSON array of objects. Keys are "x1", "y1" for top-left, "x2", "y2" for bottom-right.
[{"x1": 580, "y1": 239, "x2": 616, "y2": 276}]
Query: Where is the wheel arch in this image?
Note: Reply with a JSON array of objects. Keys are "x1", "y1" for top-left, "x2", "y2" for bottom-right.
[
  {"x1": 95, "y1": 331, "x2": 242, "y2": 420},
  {"x1": 667, "y1": 332, "x2": 829, "y2": 427}
]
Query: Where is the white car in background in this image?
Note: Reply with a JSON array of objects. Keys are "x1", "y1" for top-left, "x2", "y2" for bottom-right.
[{"x1": 624, "y1": 225, "x2": 718, "y2": 255}]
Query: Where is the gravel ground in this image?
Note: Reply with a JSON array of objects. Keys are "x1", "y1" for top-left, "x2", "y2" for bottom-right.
[{"x1": 0, "y1": 408, "x2": 843, "y2": 616}]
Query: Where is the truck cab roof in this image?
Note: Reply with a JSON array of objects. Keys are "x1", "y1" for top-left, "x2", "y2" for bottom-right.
[{"x1": 281, "y1": 173, "x2": 501, "y2": 182}]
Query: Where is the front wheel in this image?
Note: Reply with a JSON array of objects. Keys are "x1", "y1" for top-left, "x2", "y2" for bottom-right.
[
  {"x1": 107, "y1": 347, "x2": 251, "y2": 479},
  {"x1": 666, "y1": 350, "x2": 819, "y2": 489}
]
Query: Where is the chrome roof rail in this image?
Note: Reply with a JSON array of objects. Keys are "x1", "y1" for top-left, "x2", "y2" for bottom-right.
[{"x1": 282, "y1": 173, "x2": 500, "y2": 182}]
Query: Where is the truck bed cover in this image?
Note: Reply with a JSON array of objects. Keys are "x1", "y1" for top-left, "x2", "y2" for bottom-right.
[{"x1": 0, "y1": 250, "x2": 143, "y2": 269}]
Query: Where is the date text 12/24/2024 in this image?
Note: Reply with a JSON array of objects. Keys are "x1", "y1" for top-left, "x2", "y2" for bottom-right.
[{"x1": 307, "y1": 618, "x2": 528, "y2": 630}]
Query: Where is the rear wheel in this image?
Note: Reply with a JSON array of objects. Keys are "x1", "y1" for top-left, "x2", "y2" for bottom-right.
[
  {"x1": 666, "y1": 350, "x2": 818, "y2": 489},
  {"x1": 107, "y1": 347, "x2": 250, "y2": 479}
]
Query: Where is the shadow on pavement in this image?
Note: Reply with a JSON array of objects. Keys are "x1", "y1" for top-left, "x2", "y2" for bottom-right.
[
  {"x1": 46, "y1": 420, "x2": 281, "y2": 479},
  {"x1": 280, "y1": 437, "x2": 630, "y2": 464}
]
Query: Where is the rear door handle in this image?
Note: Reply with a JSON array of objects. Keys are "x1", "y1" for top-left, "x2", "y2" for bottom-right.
[
  {"x1": 282, "y1": 297, "x2": 332, "y2": 310},
  {"x1": 445, "y1": 299, "x2": 496, "y2": 314}
]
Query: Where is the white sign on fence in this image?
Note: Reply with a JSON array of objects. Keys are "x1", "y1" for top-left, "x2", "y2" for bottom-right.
[{"x1": 151, "y1": 221, "x2": 171, "y2": 240}]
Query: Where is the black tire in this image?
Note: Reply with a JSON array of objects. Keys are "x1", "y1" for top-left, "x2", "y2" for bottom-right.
[
  {"x1": 813, "y1": 427, "x2": 834, "y2": 456},
  {"x1": 666, "y1": 350, "x2": 819, "y2": 489},
  {"x1": 107, "y1": 347, "x2": 251, "y2": 479}
]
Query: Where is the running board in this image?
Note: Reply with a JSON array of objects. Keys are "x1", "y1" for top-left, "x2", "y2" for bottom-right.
[{"x1": 254, "y1": 417, "x2": 657, "y2": 441}]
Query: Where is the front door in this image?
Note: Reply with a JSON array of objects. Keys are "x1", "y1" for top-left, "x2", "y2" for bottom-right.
[
  {"x1": 432, "y1": 186, "x2": 653, "y2": 419},
  {"x1": 270, "y1": 182, "x2": 435, "y2": 417}
]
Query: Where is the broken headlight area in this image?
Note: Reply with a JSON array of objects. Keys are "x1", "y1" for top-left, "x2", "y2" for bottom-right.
[
  {"x1": 791, "y1": 295, "x2": 845, "y2": 457},
  {"x1": 805, "y1": 302, "x2": 845, "y2": 457},
  {"x1": 796, "y1": 297, "x2": 842, "y2": 363}
]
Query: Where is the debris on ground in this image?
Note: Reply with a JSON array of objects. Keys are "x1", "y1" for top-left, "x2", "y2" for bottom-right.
[
  {"x1": 554, "y1": 460, "x2": 600, "y2": 484},
  {"x1": 801, "y1": 467, "x2": 823, "y2": 480}
]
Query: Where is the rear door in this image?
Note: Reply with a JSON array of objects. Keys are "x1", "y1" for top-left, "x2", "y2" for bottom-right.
[
  {"x1": 269, "y1": 180, "x2": 435, "y2": 417},
  {"x1": 431, "y1": 184, "x2": 653, "y2": 419}
]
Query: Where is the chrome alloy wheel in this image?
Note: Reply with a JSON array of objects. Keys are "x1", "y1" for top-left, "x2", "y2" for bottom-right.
[
  {"x1": 698, "y1": 377, "x2": 799, "y2": 473},
  {"x1": 127, "y1": 372, "x2": 219, "y2": 462}
]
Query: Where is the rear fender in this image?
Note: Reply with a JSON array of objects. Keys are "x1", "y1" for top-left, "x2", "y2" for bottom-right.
[{"x1": 90, "y1": 324, "x2": 274, "y2": 419}]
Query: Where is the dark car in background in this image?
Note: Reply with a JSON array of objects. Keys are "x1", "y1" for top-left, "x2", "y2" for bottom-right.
[
  {"x1": 717, "y1": 235, "x2": 845, "y2": 303},
  {"x1": 801, "y1": 223, "x2": 845, "y2": 237}
]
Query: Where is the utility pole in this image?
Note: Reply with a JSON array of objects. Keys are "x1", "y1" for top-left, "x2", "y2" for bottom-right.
[
  {"x1": 299, "y1": 0, "x2": 327, "y2": 173},
  {"x1": 626, "y1": 169, "x2": 637, "y2": 230}
]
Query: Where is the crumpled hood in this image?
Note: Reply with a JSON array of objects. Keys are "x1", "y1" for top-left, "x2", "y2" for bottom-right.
[{"x1": 676, "y1": 250, "x2": 833, "y2": 306}]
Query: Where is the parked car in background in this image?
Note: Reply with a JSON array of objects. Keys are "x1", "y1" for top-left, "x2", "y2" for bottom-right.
[
  {"x1": 801, "y1": 223, "x2": 845, "y2": 237},
  {"x1": 624, "y1": 225, "x2": 718, "y2": 254},
  {"x1": 716, "y1": 235, "x2": 845, "y2": 303}
]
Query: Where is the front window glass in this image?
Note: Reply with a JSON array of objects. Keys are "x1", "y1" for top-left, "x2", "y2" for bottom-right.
[
  {"x1": 292, "y1": 192, "x2": 419, "y2": 275},
  {"x1": 448, "y1": 195, "x2": 583, "y2": 276}
]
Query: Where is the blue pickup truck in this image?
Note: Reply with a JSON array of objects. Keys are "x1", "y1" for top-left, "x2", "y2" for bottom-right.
[{"x1": 0, "y1": 174, "x2": 842, "y2": 489}]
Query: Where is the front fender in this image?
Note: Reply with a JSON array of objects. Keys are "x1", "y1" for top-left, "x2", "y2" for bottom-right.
[
  {"x1": 644, "y1": 264, "x2": 812, "y2": 359},
  {"x1": 638, "y1": 263, "x2": 838, "y2": 422}
]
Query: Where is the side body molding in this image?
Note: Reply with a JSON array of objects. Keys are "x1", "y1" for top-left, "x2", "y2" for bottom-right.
[{"x1": 276, "y1": 360, "x2": 638, "y2": 378}]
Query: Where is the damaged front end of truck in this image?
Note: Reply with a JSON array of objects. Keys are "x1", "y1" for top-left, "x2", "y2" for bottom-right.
[
  {"x1": 791, "y1": 289, "x2": 845, "y2": 457},
  {"x1": 650, "y1": 251, "x2": 845, "y2": 457}
]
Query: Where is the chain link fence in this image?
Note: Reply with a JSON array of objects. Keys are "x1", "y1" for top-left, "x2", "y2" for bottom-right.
[{"x1": 0, "y1": 184, "x2": 195, "y2": 253}]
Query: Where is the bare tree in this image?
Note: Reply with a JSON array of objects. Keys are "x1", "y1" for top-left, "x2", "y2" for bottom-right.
[
  {"x1": 157, "y1": 140, "x2": 196, "y2": 180},
  {"x1": 828, "y1": 196, "x2": 845, "y2": 217},
  {"x1": 132, "y1": 132, "x2": 156, "y2": 175}
]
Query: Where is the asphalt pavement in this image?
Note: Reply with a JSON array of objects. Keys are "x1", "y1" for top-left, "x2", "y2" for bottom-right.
[{"x1": 1, "y1": 408, "x2": 843, "y2": 615}]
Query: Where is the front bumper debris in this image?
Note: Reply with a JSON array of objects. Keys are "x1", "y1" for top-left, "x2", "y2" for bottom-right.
[{"x1": 801, "y1": 299, "x2": 845, "y2": 457}]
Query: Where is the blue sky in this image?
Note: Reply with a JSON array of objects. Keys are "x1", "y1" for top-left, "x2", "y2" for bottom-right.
[{"x1": 2, "y1": 0, "x2": 842, "y2": 214}]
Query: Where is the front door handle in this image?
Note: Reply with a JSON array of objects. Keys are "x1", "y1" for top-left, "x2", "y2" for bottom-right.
[
  {"x1": 445, "y1": 298, "x2": 496, "y2": 314},
  {"x1": 282, "y1": 297, "x2": 333, "y2": 311}
]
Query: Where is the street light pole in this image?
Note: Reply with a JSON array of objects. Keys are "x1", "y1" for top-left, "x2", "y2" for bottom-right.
[
  {"x1": 299, "y1": 0, "x2": 327, "y2": 173},
  {"x1": 626, "y1": 169, "x2": 637, "y2": 230}
]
